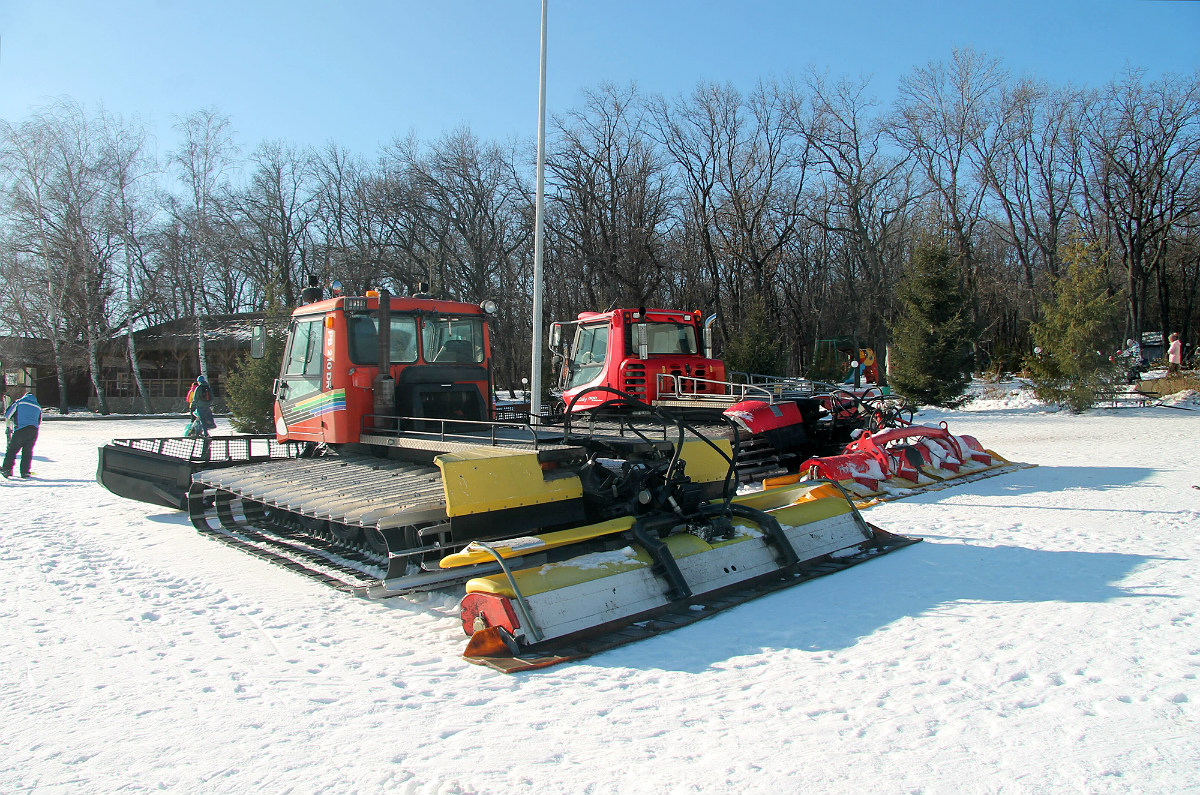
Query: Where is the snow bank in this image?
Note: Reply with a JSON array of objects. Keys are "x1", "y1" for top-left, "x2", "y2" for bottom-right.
[{"x1": 2, "y1": 408, "x2": 1198, "y2": 793}]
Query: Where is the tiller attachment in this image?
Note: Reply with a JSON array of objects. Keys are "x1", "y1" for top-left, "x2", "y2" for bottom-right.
[{"x1": 800, "y1": 423, "x2": 1028, "y2": 504}]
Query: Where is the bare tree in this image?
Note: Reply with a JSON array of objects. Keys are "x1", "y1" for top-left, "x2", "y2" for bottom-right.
[
  {"x1": 311, "y1": 143, "x2": 392, "y2": 295},
  {"x1": 48, "y1": 102, "x2": 119, "y2": 413},
  {"x1": 790, "y1": 70, "x2": 918, "y2": 374},
  {"x1": 371, "y1": 135, "x2": 445, "y2": 295},
  {"x1": 653, "y1": 81, "x2": 811, "y2": 355},
  {"x1": 398, "y1": 128, "x2": 528, "y2": 303},
  {"x1": 892, "y1": 48, "x2": 1006, "y2": 313},
  {"x1": 0, "y1": 109, "x2": 77, "y2": 411},
  {"x1": 225, "y1": 140, "x2": 316, "y2": 308},
  {"x1": 982, "y1": 78, "x2": 1084, "y2": 299},
  {"x1": 1080, "y1": 69, "x2": 1200, "y2": 340},
  {"x1": 100, "y1": 109, "x2": 158, "y2": 411},
  {"x1": 1, "y1": 101, "x2": 121, "y2": 412},
  {"x1": 544, "y1": 84, "x2": 672, "y2": 309},
  {"x1": 169, "y1": 108, "x2": 237, "y2": 378}
]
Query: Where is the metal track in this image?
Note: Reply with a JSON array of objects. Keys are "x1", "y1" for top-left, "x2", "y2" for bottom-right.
[
  {"x1": 188, "y1": 452, "x2": 497, "y2": 597},
  {"x1": 191, "y1": 507, "x2": 388, "y2": 594},
  {"x1": 197, "y1": 452, "x2": 448, "y2": 530}
]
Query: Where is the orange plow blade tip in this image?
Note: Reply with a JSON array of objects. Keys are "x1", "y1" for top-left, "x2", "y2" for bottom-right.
[{"x1": 463, "y1": 626, "x2": 519, "y2": 659}]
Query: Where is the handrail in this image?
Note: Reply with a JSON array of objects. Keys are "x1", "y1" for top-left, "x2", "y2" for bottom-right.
[
  {"x1": 461, "y1": 541, "x2": 544, "y2": 643},
  {"x1": 360, "y1": 413, "x2": 545, "y2": 448},
  {"x1": 654, "y1": 372, "x2": 825, "y2": 404},
  {"x1": 732, "y1": 370, "x2": 829, "y2": 392}
]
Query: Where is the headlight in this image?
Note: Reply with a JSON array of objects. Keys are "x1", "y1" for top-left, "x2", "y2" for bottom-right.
[{"x1": 480, "y1": 299, "x2": 498, "y2": 315}]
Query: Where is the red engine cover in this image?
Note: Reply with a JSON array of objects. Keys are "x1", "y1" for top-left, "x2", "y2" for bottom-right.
[{"x1": 723, "y1": 400, "x2": 804, "y2": 434}]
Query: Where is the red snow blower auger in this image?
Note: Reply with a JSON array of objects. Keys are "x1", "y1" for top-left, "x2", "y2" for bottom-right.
[{"x1": 799, "y1": 422, "x2": 1031, "y2": 505}]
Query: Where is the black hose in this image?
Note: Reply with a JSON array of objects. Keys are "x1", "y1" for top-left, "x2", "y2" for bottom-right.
[{"x1": 564, "y1": 386, "x2": 741, "y2": 510}]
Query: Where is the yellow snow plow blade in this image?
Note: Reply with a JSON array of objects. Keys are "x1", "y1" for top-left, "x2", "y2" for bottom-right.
[
  {"x1": 437, "y1": 437, "x2": 733, "y2": 518},
  {"x1": 459, "y1": 494, "x2": 854, "y2": 599},
  {"x1": 455, "y1": 481, "x2": 919, "y2": 672}
]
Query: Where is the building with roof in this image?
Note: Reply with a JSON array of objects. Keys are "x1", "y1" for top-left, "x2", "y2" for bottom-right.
[
  {"x1": 0, "y1": 335, "x2": 91, "y2": 408},
  {"x1": 94, "y1": 313, "x2": 285, "y2": 413},
  {"x1": 1, "y1": 313, "x2": 287, "y2": 413}
]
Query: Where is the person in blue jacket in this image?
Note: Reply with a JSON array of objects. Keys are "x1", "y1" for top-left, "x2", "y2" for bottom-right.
[
  {"x1": 3, "y1": 389, "x2": 43, "y2": 479},
  {"x1": 187, "y1": 375, "x2": 217, "y2": 431}
]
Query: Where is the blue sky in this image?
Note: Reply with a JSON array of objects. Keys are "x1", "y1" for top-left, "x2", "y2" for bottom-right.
[{"x1": 1, "y1": 1, "x2": 1197, "y2": 161}]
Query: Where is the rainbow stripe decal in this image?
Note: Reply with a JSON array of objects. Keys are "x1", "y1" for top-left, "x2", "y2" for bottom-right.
[{"x1": 282, "y1": 389, "x2": 347, "y2": 425}]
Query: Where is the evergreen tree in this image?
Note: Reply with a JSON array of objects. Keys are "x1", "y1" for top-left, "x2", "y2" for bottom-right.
[
  {"x1": 1025, "y1": 241, "x2": 1123, "y2": 413},
  {"x1": 889, "y1": 240, "x2": 975, "y2": 407},
  {"x1": 807, "y1": 340, "x2": 846, "y2": 383},
  {"x1": 722, "y1": 296, "x2": 784, "y2": 377},
  {"x1": 225, "y1": 310, "x2": 287, "y2": 433}
]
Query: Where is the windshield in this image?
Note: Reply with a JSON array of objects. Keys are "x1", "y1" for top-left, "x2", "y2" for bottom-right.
[
  {"x1": 567, "y1": 323, "x2": 609, "y2": 388},
  {"x1": 639, "y1": 322, "x2": 698, "y2": 356},
  {"x1": 422, "y1": 317, "x2": 485, "y2": 363},
  {"x1": 346, "y1": 314, "x2": 419, "y2": 364}
]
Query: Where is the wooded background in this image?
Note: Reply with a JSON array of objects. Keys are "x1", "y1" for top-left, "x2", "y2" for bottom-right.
[{"x1": 2, "y1": 50, "x2": 1197, "y2": 408}]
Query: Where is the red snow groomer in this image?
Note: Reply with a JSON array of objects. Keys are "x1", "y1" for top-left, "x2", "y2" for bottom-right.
[
  {"x1": 548, "y1": 307, "x2": 1026, "y2": 500},
  {"x1": 550, "y1": 308, "x2": 874, "y2": 481}
]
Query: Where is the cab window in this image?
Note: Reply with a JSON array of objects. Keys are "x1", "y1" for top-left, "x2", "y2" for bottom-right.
[
  {"x1": 568, "y1": 323, "x2": 609, "y2": 388},
  {"x1": 347, "y1": 314, "x2": 419, "y2": 365},
  {"x1": 284, "y1": 318, "x2": 325, "y2": 376},
  {"x1": 422, "y1": 317, "x2": 485, "y2": 363},
  {"x1": 642, "y1": 322, "x2": 698, "y2": 356}
]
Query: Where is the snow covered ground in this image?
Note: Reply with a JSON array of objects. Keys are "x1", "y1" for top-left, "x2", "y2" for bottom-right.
[{"x1": 3, "y1": 390, "x2": 1199, "y2": 794}]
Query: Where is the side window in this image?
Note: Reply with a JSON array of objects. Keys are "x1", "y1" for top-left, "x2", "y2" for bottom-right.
[
  {"x1": 284, "y1": 319, "x2": 324, "y2": 377},
  {"x1": 568, "y1": 324, "x2": 609, "y2": 388},
  {"x1": 347, "y1": 315, "x2": 378, "y2": 364},
  {"x1": 576, "y1": 324, "x2": 608, "y2": 363},
  {"x1": 646, "y1": 323, "x2": 696, "y2": 355},
  {"x1": 389, "y1": 317, "x2": 419, "y2": 363}
]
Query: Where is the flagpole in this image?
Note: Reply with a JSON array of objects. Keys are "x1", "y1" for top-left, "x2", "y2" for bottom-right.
[{"x1": 529, "y1": 0, "x2": 548, "y2": 421}]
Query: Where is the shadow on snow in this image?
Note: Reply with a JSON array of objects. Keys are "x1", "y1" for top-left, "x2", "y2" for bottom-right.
[
  {"x1": 897, "y1": 465, "x2": 1158, "y2": 501},
  {"x1": 588, "y1": 539, "x2": 1162, "y2": 674}
]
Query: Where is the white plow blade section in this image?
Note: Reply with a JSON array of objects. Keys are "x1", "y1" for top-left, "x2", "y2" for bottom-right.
[{"x1": 516, "y1": 512, "x2": 867, "y2": 643}]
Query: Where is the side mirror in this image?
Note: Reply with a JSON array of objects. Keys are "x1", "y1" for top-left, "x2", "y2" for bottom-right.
[
  {"x1": 251, "y1": 324, "x2": 265, "y2": 359},
  {"x1": 549, "y1": 322, "x2": 562, "y2": 350},
  {"x1": 703, "y1": 314, "x2": 716, "y2": 360}
]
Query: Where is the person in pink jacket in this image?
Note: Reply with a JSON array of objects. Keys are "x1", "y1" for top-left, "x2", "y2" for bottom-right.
[{"x1": 1167, "y1": 333, "x2": 1182, "y2": 376}]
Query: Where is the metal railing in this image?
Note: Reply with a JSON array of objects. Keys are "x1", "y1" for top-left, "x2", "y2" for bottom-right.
[
  {"x1": 98, "y1": 377, "x2": 222, "y2": 399},
  {"x1": 360, "y1": 413, "x2": 548, "y2": 449},
  {"x1": 112, "y1": 434, "x2": 306, "y2": 464},
  {"x1": 655, "y1": 372, "x2": 822, "y2": 404}
]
